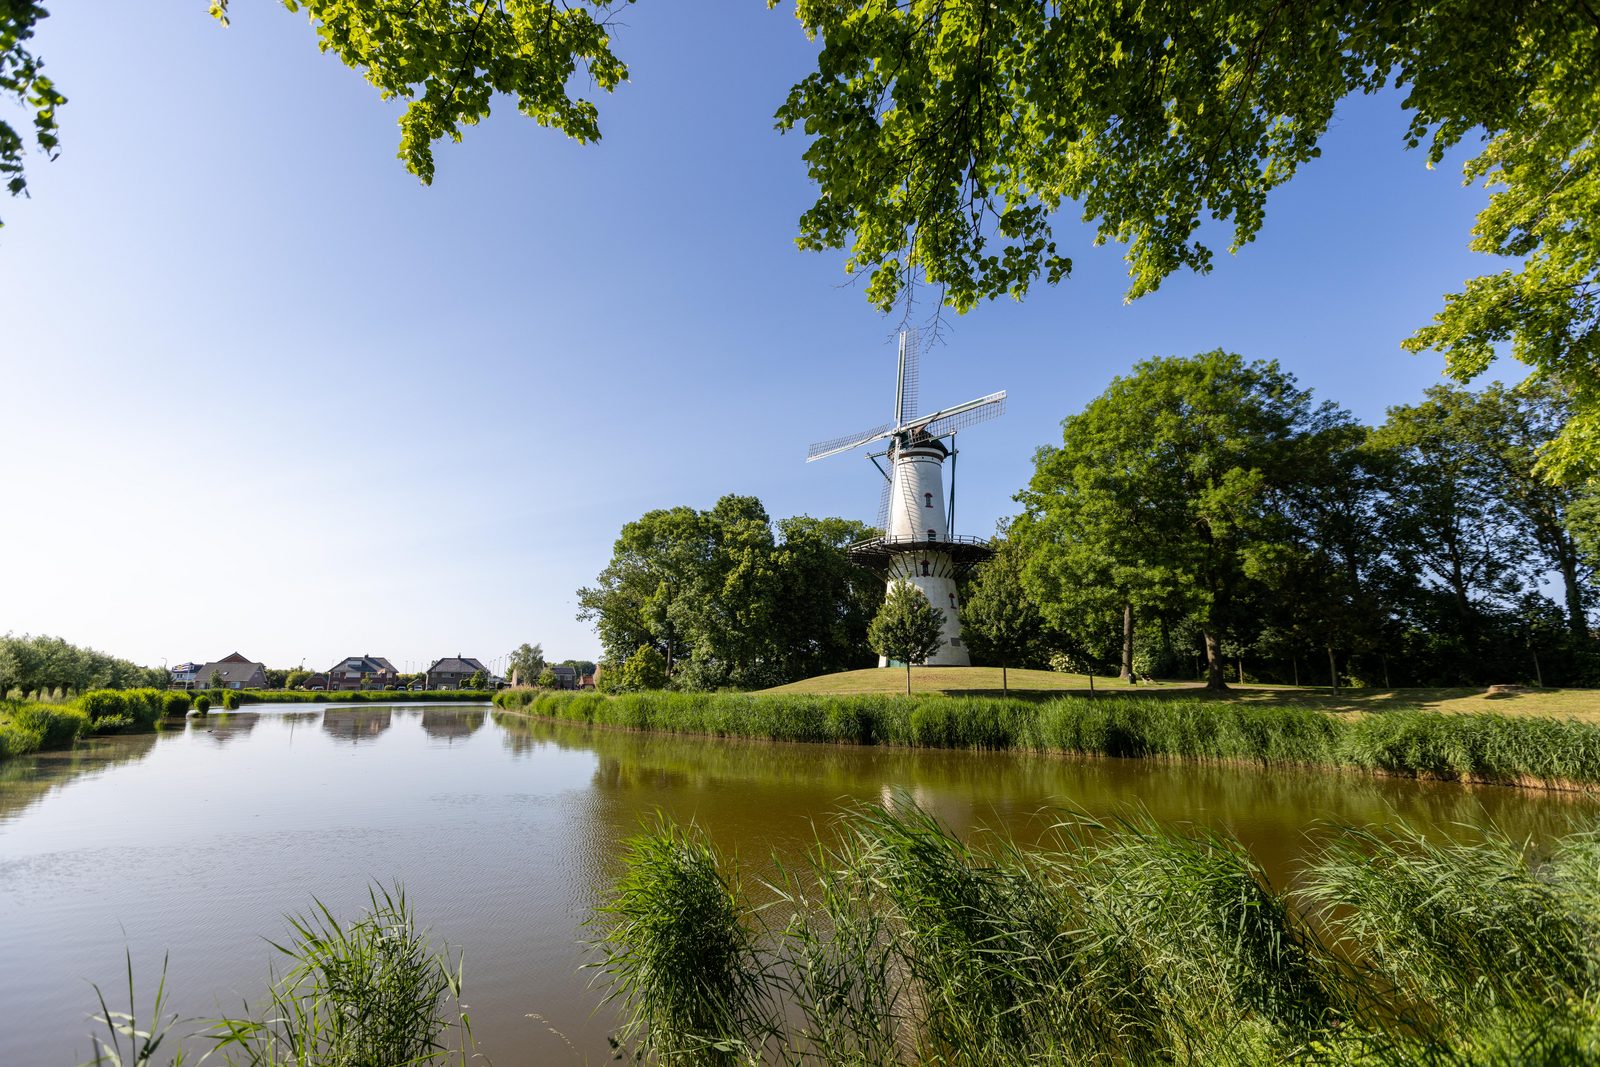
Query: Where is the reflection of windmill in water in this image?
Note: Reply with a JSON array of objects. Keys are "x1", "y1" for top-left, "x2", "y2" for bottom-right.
[{"x1": 807, "y1": 330, "x2": 1005, "y2": 666}]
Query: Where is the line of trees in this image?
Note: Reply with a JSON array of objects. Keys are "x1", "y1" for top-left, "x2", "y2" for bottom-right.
[
  {"x1": 0, "y1": 634, "x2": 167, "y2": 697},
  {"x1": 998, "y1": 352, "x2": 1597, "y2": 690},
  {"x1": 578, "y1": 496, "x2": 883, "y2": 691}
]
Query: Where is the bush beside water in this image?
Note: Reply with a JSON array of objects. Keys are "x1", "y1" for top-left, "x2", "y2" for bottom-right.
[
  {"x1": 495, "y1": 689, "x2": 1600, "y2": 788},
  {"x1": 596, "y1": 802, "x2": 1600, "y2": 1066}
]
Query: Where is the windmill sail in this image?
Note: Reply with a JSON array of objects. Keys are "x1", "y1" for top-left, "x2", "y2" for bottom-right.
[
  {"x1": 911, "y1": 391, "x2": 1007, "y2": 439},
  {"x1": 895, "y1": 328, "x2": 921, "y2": 426},
  {"x1": 806, "y1": 422, "x2": 895, "y2": 463}
]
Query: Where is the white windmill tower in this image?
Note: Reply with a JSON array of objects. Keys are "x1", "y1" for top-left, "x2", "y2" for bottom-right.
[{"x1": 806, "y1": 330, "x2": 1006, "y2": 666}]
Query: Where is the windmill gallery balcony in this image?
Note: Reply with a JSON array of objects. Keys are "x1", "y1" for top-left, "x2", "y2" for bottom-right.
[{"x1": 845, "y1": 533, "x2": 995, "y2": 572}]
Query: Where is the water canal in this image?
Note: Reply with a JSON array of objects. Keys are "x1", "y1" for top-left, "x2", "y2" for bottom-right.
[{"x1": 2, "y1": 702, "x2": 1595, "y2": 1065}]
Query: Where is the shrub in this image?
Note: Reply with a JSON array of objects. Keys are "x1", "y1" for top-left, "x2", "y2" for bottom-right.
[
  {"x1": 194, "y1": 695, "x2": 211, "y2": 714},
  {"x1": 0, "y1": 702, "x2": 87, "y2": 757},
  {"x1": 161, "y1": 691, "x2": 191, "y2": 716}
]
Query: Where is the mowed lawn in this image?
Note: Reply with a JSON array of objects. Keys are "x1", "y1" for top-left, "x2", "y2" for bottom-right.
[{"x1": 762, "y1": 668, "x2": 1600, "y2": 723}]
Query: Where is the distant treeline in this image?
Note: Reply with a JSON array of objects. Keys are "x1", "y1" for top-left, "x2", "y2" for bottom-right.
[
  {"x1": 493, "y1": 690, "x2": 1600, "y2": 790},
  {"x1": 0, "y1": 634, "x2": 165, "y2": 696}
]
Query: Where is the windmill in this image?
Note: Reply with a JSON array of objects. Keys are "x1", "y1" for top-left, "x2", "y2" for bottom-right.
[{"x1": 806, "y1": 330, "x2": 1006, "y2": 666}]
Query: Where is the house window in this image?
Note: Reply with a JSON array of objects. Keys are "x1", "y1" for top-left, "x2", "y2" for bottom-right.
[
  {"x1": 924, "y1": 492, "x2": 933, "y2": 508},
  {"x1": 920, "y1": 559, "x2": 931, "y2": 576}
]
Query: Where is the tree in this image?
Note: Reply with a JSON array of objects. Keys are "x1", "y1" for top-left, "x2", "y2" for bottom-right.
[
  {"x1": 466, "y1": 669, "x2": 487, "y2": 690},
  {"x1": 779, "y1": 2, "x2": 1600, "y2": 466},
  {"x1": 207, "y1": 669, "x2": 224, "y2": 690},
  {"x1": 959, "y1": 541, "x2": 1047, "y2": 696},
  {"x1": 284, "y1": 669, "x2": 311, "y2": 690},
  {"x1": 579, "y1": 496, "x2": 881, "y2": 690},
  {"x1": 1368, "y1": 387, "x2": 1533, "y2": 658},
  {"x1": 618, "y1": 644, "x2": 668, "y2": 692},
  {"x1": 508, "y1": 643, "x2": 546, "y2": 687},
  {"x1": 1472, "y1": 381, "x2": 1594, "y2": 638},
  {"x1": 1018, "y1": 352, "x2": 1313, "y2": 689},
  {"x1": 867, "y1": 581, "x2": 946, "y2": 695},
  {"x1": 536, "y1": 667, "x2": 558, "y2": 689}
]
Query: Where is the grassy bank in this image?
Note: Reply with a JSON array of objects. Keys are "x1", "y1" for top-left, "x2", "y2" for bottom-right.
[
  {"x1": 220, "y1": 689, "x2": 492, "y2": 709},
  {"x1": 766, "y1": 667, "x2": 1600, "y2": 722},
  {"x1": 0, "y1": 687, "x2": 190, "y2": 761},
  {"x1": 596, "y1": 802, "x2": 1600, "y2": 1066},
  {"x1": 495, "y1": 689, "x2": 1600, "y2": 789}
]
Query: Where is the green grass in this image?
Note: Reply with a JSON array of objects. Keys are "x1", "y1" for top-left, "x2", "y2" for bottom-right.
[
  {"x1": 768, "y1": 667, "x2": 1600, "y2": 723},
  {"x1": 495, "y1": 688, "x2": 1600, "y2": 789},
  {"x1": 595, "y1": 802, "x2": 1600, "y2": 1066}
]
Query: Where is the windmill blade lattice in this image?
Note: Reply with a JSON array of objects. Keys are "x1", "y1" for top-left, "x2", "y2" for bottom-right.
[
  {"x1": 919, "y1": 392, "x2": 1007, "y2": 439},
  {"x1": 806, "y1": 422, "x2": 895, "y2": 463},
  {"x1": 897, "y1": 328, "x2": 921, "y2": 426}
]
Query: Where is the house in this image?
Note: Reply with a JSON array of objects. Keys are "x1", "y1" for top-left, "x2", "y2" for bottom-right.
[
  {"x1": 190, "y1": 652, "x2": 268, "y2": 691},
  {"x1": 549, "y1": 665, "x2": 578, "y2": 690},
  {"x1": 425, "y1": 655, "x2": 488, "y2": 690},
  {"x1": 579, "y1": 672, "x2": 596, "y2": 689},
  {"x1": 169, "y1": 662, "x2": 202, "y2": 689},
  {"x1": 325, "y1": 654, "x2": 399, "y2": 691}
]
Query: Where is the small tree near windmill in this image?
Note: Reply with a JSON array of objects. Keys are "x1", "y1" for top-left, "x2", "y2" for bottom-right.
[
  {"x1": 960, "y1": 547, "x2": 1046, "y2": 696},
  {"x1": 868, "y1": 581, "x2": 947, "y2": 695}
]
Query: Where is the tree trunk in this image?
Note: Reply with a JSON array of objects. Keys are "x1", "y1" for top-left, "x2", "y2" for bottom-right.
[
  {"x1": 1559, "y1": 548, "x2": 1587, "y2": 638},
  {"x1": 1087, "y1": 668, "x2": 1095, "y2": 698},
  {"x1": 1531, "y1": 642, "x2": 1544, "y2": 688},
  {"x1": 1326, "y1": 643, "x2": 1339, "y2": 694},
  {"x1": 1002, "y1": 662, "x2": 1008, "y2": 697},
  {"x1": 905, "y1": 662, "x2": 912, "y2": 696},
  {"x1": 1292, "y1": 655, "x2": 1299, "y2": 688},
  {"x1": 1120, "y1": 602, "x2": 1135, "y2": 683},
  {"x1": 1237, "y1": 655, "x2": 1244, "y2": 685},
  {"x1": 1202, "y1": 629, "x2": 1228, "y2": 690},
  {"x1": 1381, "y1": 653, "x2": 1391, "y2": 690}
]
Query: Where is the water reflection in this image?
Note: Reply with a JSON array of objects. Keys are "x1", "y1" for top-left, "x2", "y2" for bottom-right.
[
  {"x1": 421, "y1": 706, "x2": 486, "y2": 742},
  {"x1": 0, "y1": 731, "x2": 162, "y2": 824},
  {"x1": 192, "y1": 712, "x2": 260, "y2": 745},
  {"x1": 321, "y1": 707, "x2": 392, "y2": 743},
  {"x1": 497, "y1": 713, "x2": 1599, "y2": 888},
  {"x1": 1, "y1": 704, "x2": 1594, "y2": 1067}
]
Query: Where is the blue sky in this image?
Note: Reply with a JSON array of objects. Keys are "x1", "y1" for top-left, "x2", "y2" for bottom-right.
[{"x1": 0, "y1": 2, "x2": 1507, "y2": 673}]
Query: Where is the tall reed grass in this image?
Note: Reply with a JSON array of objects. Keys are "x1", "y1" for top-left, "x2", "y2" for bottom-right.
[
  {"x1": 495, "y1": 689, "x2": 1600, "y2": 788},
  {"x1": 594, "y1": 802, "x2": 1600, "y2": 1066},
  {"x1": 82, "y1": 885, "x2": 471, "y2": 1067}
]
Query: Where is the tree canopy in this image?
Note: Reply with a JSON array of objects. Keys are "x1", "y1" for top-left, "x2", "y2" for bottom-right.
[
  {"x1": 1012, "y1": 354, "x2": 1599, "y2": 689},
  {"x1": 11, "y1": 2, "x2": 1600, "y2": 460},
  {"x1": 577, "y1": 495, "x2": 881, "y2": 690}
]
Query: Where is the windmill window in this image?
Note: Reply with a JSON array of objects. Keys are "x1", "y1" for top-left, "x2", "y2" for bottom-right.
[
  {"x1": 927, "y1": 529, "x2": 936, "y2": 540},
  {"x1": 949, "y1": 594, "x2": 957, "y2": 608},
  {"x1": 924, "y1": 492, "x2": 933, "y2": 508},
  {"x1": 920, "y1": 560, "x2": 930, "y2": 576}
]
